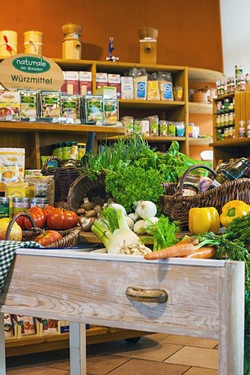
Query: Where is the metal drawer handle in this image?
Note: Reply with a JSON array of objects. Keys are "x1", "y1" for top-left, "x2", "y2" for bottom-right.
[{"x1": 126, "y1": 287, "x2": 168, "y2": 303}]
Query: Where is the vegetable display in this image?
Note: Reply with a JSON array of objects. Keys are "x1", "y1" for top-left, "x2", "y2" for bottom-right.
[
  {"x1": 188, "y1": 207, "x2": 220, "y2": 234},
  {"x1": 46, "y1": 208, "x2": 79, "y2": 230},
  {"x1": 220, "y1": 200, "x2": 250, "y2": 227},
  {"x1": 91, "y1": 206, "x2": 151, "y2": 255},
  {"x1": 82, "y1": 137, "x2": 210, "y2": 212},
  {"x1": 34, "y1": 230, "x2": 62, "y2": 246}
]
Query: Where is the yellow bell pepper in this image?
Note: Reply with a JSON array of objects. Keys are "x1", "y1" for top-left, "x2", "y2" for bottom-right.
[
  {"x1": 220, "y1": 200, "x2": 250, "y2": 228},
  {"x1": 188, "y1": 207, "x2": 220, "y2": 234}
]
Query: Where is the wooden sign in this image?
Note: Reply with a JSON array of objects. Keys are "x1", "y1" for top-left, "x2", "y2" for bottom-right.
[{"x1": 0, "y1": 54, "x2": 64, "y2": 91}]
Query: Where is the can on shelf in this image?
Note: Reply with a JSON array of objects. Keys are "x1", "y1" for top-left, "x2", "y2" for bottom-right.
[
  {"x1": 24, "y1": 30, "x2": 43, "y2": 55},
  {"x1": 0, "y1": 30, "x2": 17, "y2": 56},
  {"x1": 0, "y1": 197, "x2": 9, "y2": 218},
  {"x1": 12, "y1": 197, "x2": 30, "y2": 216},
  {"x1": 30, "y1": 197, "x2": 48, "y2": 209}
]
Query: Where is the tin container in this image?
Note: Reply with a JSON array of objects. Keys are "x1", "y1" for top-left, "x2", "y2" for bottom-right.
[
  {"x1": 30, "y1": 197, "x2": 48, "y2": 209},
  {"x1": 0, "y1": 197, "x2": 9, "y2": 217},
  {"x1": 12, "y1": 197, "x2": 30, "y2": 216},
  {"x1": 24, "y1": 30, "x2": 43, "y2": 55},
  {"x1": 0, "y1": 30, "x2": 17, "y2": 57}
]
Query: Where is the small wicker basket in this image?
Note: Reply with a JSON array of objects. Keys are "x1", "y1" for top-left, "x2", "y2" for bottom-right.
[
  {"x1": 41, "y1": 156, "x2": 84, "y2": 204},
  {"x1": 159, "y1": 164, "x2": 250, "y2": 229},
  {"x1": 6, "y1": 212, "x2": 81, "y2": 248},
  {"x1": 68, "y1": 172, "x2": 110, "y2": 212}
]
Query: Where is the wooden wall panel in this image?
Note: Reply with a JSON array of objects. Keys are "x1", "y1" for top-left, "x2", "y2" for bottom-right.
[{"x1": 0, "y1": 0, "x2": 223, "y2": 71}]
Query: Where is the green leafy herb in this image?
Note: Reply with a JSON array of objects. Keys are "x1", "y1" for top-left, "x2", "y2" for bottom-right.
[
  {"x1": 105, "y1": 164, "x2": 164, "y2": 212},
  {"x1": 145, "y1": 216, "x2": 180, "y2": 251}
]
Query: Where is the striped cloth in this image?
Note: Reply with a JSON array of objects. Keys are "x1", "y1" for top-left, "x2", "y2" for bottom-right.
[{"x1": 0, "y1": 240, "x2": 43, "y2": 292}]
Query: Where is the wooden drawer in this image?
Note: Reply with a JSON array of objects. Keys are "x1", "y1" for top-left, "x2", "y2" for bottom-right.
[
  {"x1": 0, "y1": 250, "x2": 245, "y2": 375},
  {"x1": 0, "y1": 250, "x2": 243, "y2": 339}
]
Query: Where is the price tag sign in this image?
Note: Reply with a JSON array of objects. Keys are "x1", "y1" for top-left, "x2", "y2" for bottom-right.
[{"x1": 0, "y1": 54, "x2": 64, "y2": 91}]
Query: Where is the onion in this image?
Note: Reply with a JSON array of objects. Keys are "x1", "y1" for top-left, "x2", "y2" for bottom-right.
[
  {"x1": 134, "y1": 219, "x2": 147, "y2": 234},
  {"x1": 0, "y1": 218, "x2": 22, "y2": 241},
  {"x1": 135, "y1": 201, "x2": 157, "y2": 219}
]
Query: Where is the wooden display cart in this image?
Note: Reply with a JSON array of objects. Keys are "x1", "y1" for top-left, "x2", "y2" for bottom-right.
[{"x1": 0, "y1": 248, "x2": 245, "y2": 375}]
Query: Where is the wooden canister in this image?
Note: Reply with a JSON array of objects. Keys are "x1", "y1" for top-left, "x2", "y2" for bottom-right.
[
  {"x1": 0, "y1": 30, "x2": 17, "y2": 57},
  {"x1": 62, "y1": 23, "x2": 82, "y2": 60},
  {"x1": 24, "y1": 30, "x2": 43, "y2": 55}
]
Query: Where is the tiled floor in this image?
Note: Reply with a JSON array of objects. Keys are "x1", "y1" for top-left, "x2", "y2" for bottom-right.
[{"x1": 6, "y1": 333, "x2": 218, "y2": 374}]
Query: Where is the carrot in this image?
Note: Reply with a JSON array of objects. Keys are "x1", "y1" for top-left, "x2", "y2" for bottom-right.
[
  {"x1": 144, "y1": 242, "x2": 196, "y2": 260},
  {"x1": 182, "y1": 246, "x2": 217, "y2": 259},
  {"x1": 178, "y1": 236, "x2": 199, "y2": 246}
]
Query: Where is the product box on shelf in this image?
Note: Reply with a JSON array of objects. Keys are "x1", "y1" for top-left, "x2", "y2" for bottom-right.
[
  {"x1": 13, "y1": 315, "x2": 38, "y2": 338},
  {"x1": 40, "y1": 91, "x2": 61, "y2": 119},
  {"x1": 0, "y1": 90, "x2": 20, "y2": 121},
  {"x1": 0, "y1": 148, "x2": 25, "y2": 189},
  {"x1": 62, "y1": 71, "x2": 79, "y2": 95},
  {"x1": 103, "y1": 97, "x2": 119, "y2": 125},
  {"x1": 19, "y1": 89, "x2": 38, "y2": 121},
  {"x1": 79, "y1": 71, "x2": 92, "y2": 96},
  {"x1": 96, "y1": 72, "x2": 108, "y2": 89},
  {"x1": 108, "y1": 73, "x2": 121, "y2": 98},
  {"x1": 96, "y1": 85, "x2": 117, "y2": 99},
  {"x1": 61, "y1": 94, "x2": 81, "y2": 124},
  {"x1": 4, "y1": 313, "x2": 17, "y2": 340},
  {"x1": 84, "y1": 95, "x2": 104, "y2": 124},
  {"x1": 121, "y1": 76, "x2": 134, "y2": 99}
]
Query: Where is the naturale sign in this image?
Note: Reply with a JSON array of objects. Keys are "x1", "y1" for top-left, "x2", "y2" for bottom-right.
[{"x1": 0, "y1": 54, "x2": 64, "y2": 90}]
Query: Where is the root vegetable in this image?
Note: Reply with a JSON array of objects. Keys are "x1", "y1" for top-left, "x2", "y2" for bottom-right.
[
  {"x1": 144, "y1": 243, "x2": 196, "y2": 260},
  {"x1": 182, "y1": 246, "x2": 216, "y2": 259}
]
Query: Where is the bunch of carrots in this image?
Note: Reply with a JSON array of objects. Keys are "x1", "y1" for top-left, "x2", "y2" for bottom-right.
[{"x1": 144, "y1": 236, "x2": 216, "y2": 260}]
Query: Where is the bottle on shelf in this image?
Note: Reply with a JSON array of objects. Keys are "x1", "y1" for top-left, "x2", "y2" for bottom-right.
[
  {"x1": 247, "y1": 120, "x2": 250, "y2": 138},
  {"x1": 239, "y1": 120, "x2": 246, "y2": 138}
]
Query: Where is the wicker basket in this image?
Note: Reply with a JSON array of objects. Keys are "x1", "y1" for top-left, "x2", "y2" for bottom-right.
[
  {"x1": 159, "y1": 164, "x2": 250, "y2": 229},
  {"x1": 68, "y1": 172, "x2": 110, "y2": 212},
  {"x1": 41, "y1": 156, "x2": 84, "y2": 204},
  {"x1": 6, "y1": 212, "x2": 81, "y2": 248}
]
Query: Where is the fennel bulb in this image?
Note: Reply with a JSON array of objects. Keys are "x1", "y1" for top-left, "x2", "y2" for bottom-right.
[{"x1": 91, "y1": 208, "x2": 143, "y2": 254}]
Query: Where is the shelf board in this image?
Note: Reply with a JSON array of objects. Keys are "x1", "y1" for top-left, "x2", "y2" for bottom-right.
[
  {"x1": 119, "y1": 99, "x2": 184, "y2": 109},
  {"x1": 104, "y1": 135, "x2": 186, "y2": 142},
  {"x1": 212, "y1": 138, "x2": 250, "y2": 147},
  {"x1": 189, "y1": 137, "x2": 213, "y2": 146},
  {"x1": 188, "y1": 102, "x2": 213, "y2": 114},
  {"x1": 188, "y1": 67, "x2": 224, "y2": 82},
  {"x1": 0, "y1": 122, "x2": 125, "y2": 135}
]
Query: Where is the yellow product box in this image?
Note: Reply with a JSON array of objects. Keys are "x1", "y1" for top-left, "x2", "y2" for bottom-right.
[{"x1": 0, "y1": 148, "x2": 25, "y2": 189}]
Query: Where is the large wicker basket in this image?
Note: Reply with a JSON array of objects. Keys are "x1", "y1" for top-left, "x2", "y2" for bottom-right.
[
  {"x1": 159, "y1": 164, "x2": 250, "y2": 229},
  {"x1": 6, "y1": 213, "x2": 81, "y2": 248},
  {"x1": 41, "y1": 156, "x2": 84, "y2": 204},
  {"x1": 68, "y1": 172, "x2": 110, "y2": 212}
]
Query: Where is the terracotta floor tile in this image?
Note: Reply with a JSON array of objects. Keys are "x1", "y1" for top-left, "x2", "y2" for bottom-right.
[
  {"x1": 184, "y1": 367, "x2": 218, "y2": 375},
  {"x1": 47, "y1": 360, "x2": 70, "y2": 371},
  {"x1": 108, "y1": 358, "x2": 189, "y2": 375},
  {"x1": 7, "y1": 365, "x2": 68, "y2": 374},
  {"x1": 165, "y1": 346, "x2": 218, "y2": 369},
  {"x1": 141, "y1": 333, "x2": 169, "y2": 342},
  {"x1": 86, "y1": 354, "x2": 129, "y2": 375},
  {"x1": 162, "y1": 334, "x2": 218, "y2": 349},
  {"x1": 104, "y1": 339, "x2": 183, "y2": 362}
]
